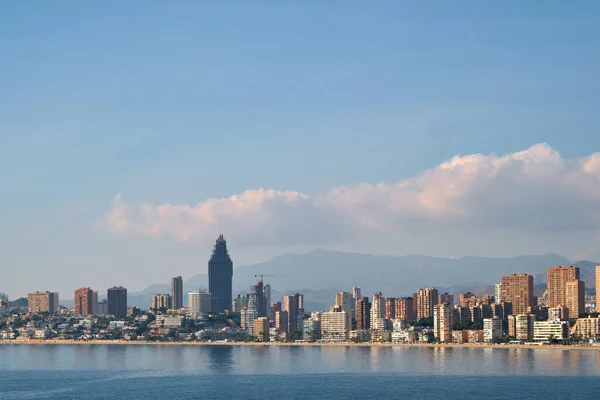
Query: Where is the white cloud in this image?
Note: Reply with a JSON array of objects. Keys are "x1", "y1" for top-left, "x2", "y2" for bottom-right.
[{"x1": 103, "y1": 144, "x2": 600, "y2": 248}]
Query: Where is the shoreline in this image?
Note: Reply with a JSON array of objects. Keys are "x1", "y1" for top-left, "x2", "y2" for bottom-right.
[{"x1": 2, "y1": 340, "x2": 600, "y2": 351}]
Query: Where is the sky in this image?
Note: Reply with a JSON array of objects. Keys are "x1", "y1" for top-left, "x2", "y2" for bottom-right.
[{"x1": 1, "y1": 1, "x2": 600, "y2": 299}]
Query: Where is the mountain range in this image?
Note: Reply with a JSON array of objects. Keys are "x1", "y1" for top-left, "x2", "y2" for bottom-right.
[{"x1": 119, "y1": 249, "x2": 598, "y2": 312}]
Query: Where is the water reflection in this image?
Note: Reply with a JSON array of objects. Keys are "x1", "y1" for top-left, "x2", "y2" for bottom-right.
[{"x1": 206, "y1": 345, "x2": 233, "y2": 374}]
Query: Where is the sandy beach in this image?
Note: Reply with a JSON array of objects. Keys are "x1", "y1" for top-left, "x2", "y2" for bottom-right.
[{"x1": 2, "y1": 340, "x2": 600, "y2": 350}]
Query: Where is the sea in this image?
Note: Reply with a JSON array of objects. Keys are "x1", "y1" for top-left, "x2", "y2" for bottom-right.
[{"x1": 1, "y1": 344, "x2": 600, "y2": 399}]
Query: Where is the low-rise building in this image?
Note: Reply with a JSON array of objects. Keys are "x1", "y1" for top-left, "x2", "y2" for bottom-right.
[
  {"x1": 533, "y1": 320, "x2": 569, "y2": 343},
  {"x1": 452, "y1": 330, "x2": 468, "y2": 344},
  {"x1": 467, "y1": 330, "x2": 484, "y2": 343},
  {"x1": 574, "y1": 317, "x2": 600, "y2": 340}
]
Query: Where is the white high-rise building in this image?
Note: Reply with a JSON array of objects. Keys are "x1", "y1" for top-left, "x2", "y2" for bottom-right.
[
  {"x1": 495, "y1": 283, "x2": 502, "y2": 304},
  {"x1": 371, "y1": 293, "x2": 385, "y2": 330},
  {"x1": 434, "y1": 303, "x2": 453, "y2": 343},
  {"x1": 483, "y1": 317, "x2": 502, "y2": 342}
]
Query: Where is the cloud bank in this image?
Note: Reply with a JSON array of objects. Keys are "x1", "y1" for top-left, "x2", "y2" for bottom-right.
[{"x1": 103, "y1": 144, "x2": 600, "y2": 248}]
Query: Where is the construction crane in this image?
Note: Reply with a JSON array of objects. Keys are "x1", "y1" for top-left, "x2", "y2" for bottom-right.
[{"x1": 254, "y1": 274, "x2": 277, "y2": 283}]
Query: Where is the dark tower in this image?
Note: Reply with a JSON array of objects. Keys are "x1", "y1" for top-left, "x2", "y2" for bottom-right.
[
  {"x1": 107, "y1": 286, "x2": 128, "y2": 318},
  {"x1": 208, "y1": 234, "x2": 233, "y2": 313},
  {"x1": 171, "y1": 276, "x2": 183, "y2": 309}
]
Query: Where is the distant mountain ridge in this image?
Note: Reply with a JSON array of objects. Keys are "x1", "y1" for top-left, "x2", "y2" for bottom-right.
[{"x1": 122, "y1": 249, "x2": 598, "y2": 311}]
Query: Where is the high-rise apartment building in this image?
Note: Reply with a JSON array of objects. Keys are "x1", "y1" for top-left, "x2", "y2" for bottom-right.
[
  {"x1": 394, "y1": 297, "x2": 414, "y2": 322},
  {"x1": 254, "y1": 317, "x2": 270, "y2": 342},
  {"x1": 107, "y1": 286, "x2": 127, "y2": 318},
  {"x1": 356, "y1": 297, "x2": 371, "y2": 330},
  {"x1": 320, "y1": 311, "x2": 351, "y2": 341},
  {"x1": 438, "y1": 293, "x2": 454, "y2": 308},
  {"x1": 501, "y1": 274, "x2": 534, "y2": 315},
  {"x1": 433, "y1": 303, "x2": 453, "y2": 343},
  {"x1": 208, "y1": 234, "x2": 233, "y2": 313},
  {"x1": 508, "y1": 314, "x2": 535, "y2": 341},
  {"x1": 371, "y1": 293, "x2": 385, "y2": 330},
  {"x1": 188, "y1": 291, "x2": 211, "y2": 315},
  {"x1": 28, "y1": 291, "x2": 58, "y2": 314},
  {"x1": 566, "y1": 279, "x2": 585, "y2": 318},
  {"x1": 547, "y1": 266, "x2": 579, "y2": 308},
  {"x1": 151, "y1": 293, "x2": 171, "y2": 311},
  {"x1": 336, "y1": 292, "x2": 354, "y2": 317},
  {"x1": 284, "y1": 293, "x2": 302, "y2": 334},
  {"x1": 385, "y1": 297, "x2": 396, "y2": 320},
  {"x1": 170, "y1": 276, "x2": 183, "y2": 310},
  {"x1": 275, "y1": 310, "x2": 289, "y2": 333},
  {"x1": 91, "y1": 291, "x2": 98, "y2": 315},
  {"x1": 74, "y1": 287, "x2": 94, "y2": 315},
  {"x1": 417, "y1": 288, "x2": 439, "y2": 320},
  {"x1": 495, "y1": 283, "x2": 502, "y2": 303},
  {"x1": 483, "y1": 317, "x2": 502, "y2": 342}
]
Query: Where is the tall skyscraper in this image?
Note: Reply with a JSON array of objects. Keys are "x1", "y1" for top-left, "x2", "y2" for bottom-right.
[
  {"x1": 74, "y1": 287, "x2": 93, "y2": 315},
  {"x1": 547, "y1": 266, "x2": 579, "y2": 308},
  {"x1": 284, "y1": 293, "x2": 302, "y2": 334},
  {"x1": 263, "y1": 284, "x2": 272, "y2": 320},
  {"x1": 395, "y1": 297, "x2": 415, "y2": 322},
  {"x1": 356, "y1": 297, "x2": 371, "y2": 330},
  {"x1": 208, "y1": 234, "x2": 233, "y2": 313},
  {"x1": 501, "y1": 274, "x2": 534, "y2": 315},
  {"x1": 434, "y1": 303, "x2": 453, "y2": 343},
  {"x1": 171, "y1": 276, "x2": 183, "y2": 310},
  {"x1": 566, "y1": 279, "x2": 585, "y2": 317},
  {"x1": 107, "y1": 286, "x2": 127, "y2": 318},
  {"x1": 416, "y1": 288, "x2": 439, "y2": 320}
]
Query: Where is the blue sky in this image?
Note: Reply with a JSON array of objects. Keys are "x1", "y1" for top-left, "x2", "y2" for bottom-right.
[{"x1": 1, "y1": 2, "x2": 600, "y2": 299}]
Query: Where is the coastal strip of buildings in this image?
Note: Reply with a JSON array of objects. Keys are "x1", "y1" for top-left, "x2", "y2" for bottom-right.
[{"x1": 2, "y1": 236, "x2": 600, "y2": 346}]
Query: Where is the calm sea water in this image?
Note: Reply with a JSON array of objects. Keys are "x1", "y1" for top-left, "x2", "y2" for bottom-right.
[{"x1": 1, "y1": 345, "x2": 600, "y2": 399}]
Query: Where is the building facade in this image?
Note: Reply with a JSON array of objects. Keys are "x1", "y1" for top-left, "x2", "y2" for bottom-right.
[
  {"x1": 417, "y1": 288, "x2": 439, "y2": 320},
  {"x1": 433, "y1": 303, "x2": 453, "y2": 343},
  {"x1": 151, "y1": 294, "x2": 171, "y2": 311},
  {"x1": 28, "y1": 291, "x2": 58, "y2": 314},
  {"x1": 356, "y1": 297, "x2": 371, "y2": 331},
  {"x1": 284, "y1": 293, "x2": 302, "y2": 334},
  {"x1": 371, "y1": 293, "x2": 386, "y2": 330},
  {"x1": 208, "y1": 234, "x2": 233, "y2": 313},
  {"x1": 254, "y1": 317, "x2": 270, "y2": 342},
  {"x1": 565, "y1": 279, "x2": 585, "y2": 318},
  {"x1": 74, "y1": 287, "x2": 93, "y2": 315},
  {"x1": 483, "y1": 317, "x2": 502, "y2": 342},
  {"x1": 188, "y1": 291, "x2": 211, "y2": 315},
  {"x1": 107, "y1": 286, "x2": 127, "y2": 318},
  {"x1": 170, "y1": 276, "x2": 183, "y2": 310},
  {"x1": 320, "y1": 311, "x2": 351, "y2": 341},
  {"x1": 501, "y1": 274, "x2": 534, "y2": 315},
  {"x1": 547, "y1": 265, "x2": 579, "y2": 308}
]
